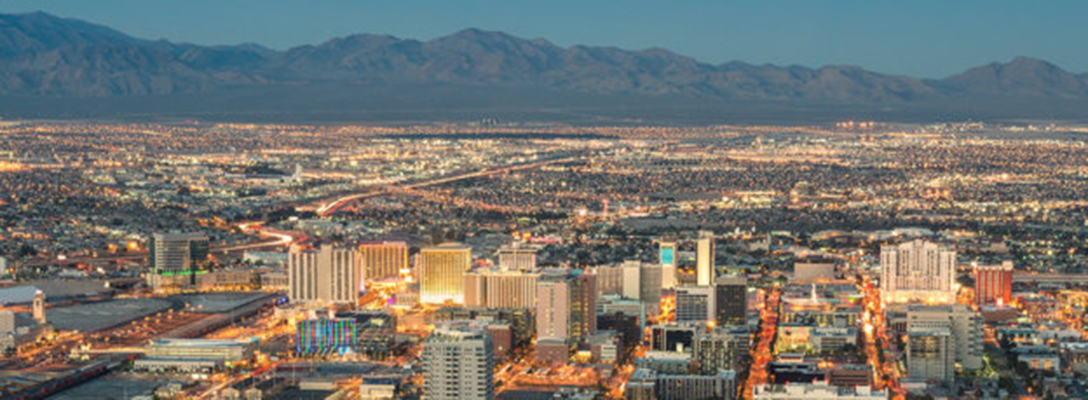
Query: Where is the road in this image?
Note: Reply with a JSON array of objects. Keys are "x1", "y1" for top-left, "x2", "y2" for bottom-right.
[
  {"x1": 315, "y1": 154, "x2": 585, "y2": 216},
  {"x1": 741, "y1": 287, "x2": 780, "y2": 400}
]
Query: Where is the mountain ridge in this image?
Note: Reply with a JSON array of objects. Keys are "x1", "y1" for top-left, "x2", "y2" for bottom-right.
[{"x1": 1, "y1": 12, "x2": 1086, "y2": 122}]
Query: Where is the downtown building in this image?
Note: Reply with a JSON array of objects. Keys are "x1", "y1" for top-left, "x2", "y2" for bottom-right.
[
  {"x1": 536, "y1": 269, "x2": 597, "y2": 345},
  {"x1": 659, "y1": 241, "x2": 678, "y2": 289},
  {"x1": 621, "y1": 260, "x2": 663, "y2": 315},
  {"x1": 288, "y1": 244, "x2": 360, "y2": 305},
  {"x1": 696, "y1": 231, "x2": 715, "y2": 286},
  {"x1": 496, "y1": 244, "x2": 537, "y2": 271},
  {"x1": 974, "y1": 261, "x2": 1013, "y2": 307},
  {"x1": 463, "y1": 269, "x2": 540, "y2": 309},
  {"x1": 357, "y1": 241, "x2": 408, "y2": 282},
  {"x1": 148, "y1": 232, "x2": 210, "y2": 291},
  {"x1": 715, "y1": 275, "x2": 748, "y2": 326},
  {"x1": 676, "y1": 285, "x2": 715, "y2": 323},
  {"x1": 418, "y1": 243, "x2": 472, "y2": 304},
  {"x1": 904, "y1": 304, "x2": 984, "y2": 382},
  {"x1": 880, "y1": 239, "x2": 956, "y2": 304},
  {"x1": 422, "y1": 320, "x2": 495, "y2": 400}
]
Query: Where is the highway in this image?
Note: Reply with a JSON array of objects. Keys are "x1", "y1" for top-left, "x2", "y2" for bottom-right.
[{"x1": 315, "y1": 153, "x2": 585, "y2": 216}]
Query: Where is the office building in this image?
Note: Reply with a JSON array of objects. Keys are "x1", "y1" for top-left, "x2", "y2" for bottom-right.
[
  {"x1": 696, "y1": 231, "x2": 715, "y2": 286},
  {"x1": 149, "y1": 232, "x2": 210, "y2": 290},
  {"x1": 659, "y1": 241, "x2": 678, "y2": 289},
  {"x1": 975, "y1": 261, "x2": 1013, "y2": 307},
  {"x1": 289, "y1": 244, "x2": 360, "y2": 305},
  {"x1": 338, "y1": 311, "x2": 397, "y2": 360},
  {"x1": 715, "y1": 275, "x2": 748, "y2": 326},
  {"x1": 497, "y1": 245, "x2": 536, "y2": 271},
  {"x1": 358, "y1": 241, "x2": 408, "y2": 282},
  {"x1": 880, "y1": 239, "x2": 956, "y2": 304},
  {"x1": 906, "y1": 304, "x2": 983, "y2": 372},
  {"x1": 536, "y1": 269, "x2": 597, "y2": 344},
  {"x1": 422, "y1": 321, "x2": 494, "y2": 400},
  {"x1": 694, "y1": 327, "x2": 749, "y2": 374},
  {"x1": 463, "y1": 269, "x2": 539, "y2": 309},
  {"x1": 419, "y1": 243, "x2": 472, "y2": 304},
  {"x1": 906, "y1": 327, "x2": 953, "y2": 382},
  {"x1": 676, "y1": 286, "x2": 715, "y2": 323}
]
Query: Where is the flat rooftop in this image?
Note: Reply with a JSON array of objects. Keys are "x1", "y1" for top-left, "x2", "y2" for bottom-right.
[{"x1": 49, "y1": 298, "x2": 173, "y2": 332}]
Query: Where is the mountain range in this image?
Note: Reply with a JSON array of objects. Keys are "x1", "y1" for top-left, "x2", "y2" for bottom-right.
[{"x1": 1, "y1": 11, "x2": 1087, "y2": 123}]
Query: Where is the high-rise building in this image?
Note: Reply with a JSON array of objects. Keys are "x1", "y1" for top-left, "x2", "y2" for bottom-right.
[
  {"x1": 0, "y1": 257, "x2": 8, "y2": 277},
  {"x1": 622, "y1": 260, "x2": 643, "y2": 300},
  {"x1": 358, "y1": 241, "x2": 408, "y2": 282},
  {"x1": 423, "y1": 321, "x2": 495, "y2": 400},
  {"x1": 696, "y1": 231, "x2": 715, "y2": 286},
  {"x1": 659, "y1": 241, "x2": 678, "y2": 289},
  {"x1": 906, "y1": 327, "x2": 952, "y2": 382},
  {"x1": 537, "y1": 273, "x2": 571, "y2": 341},
  {"x1": 497, "y1": 245, "x2": 536, "y2": 271},
  {"x1": 676, "y1": 286, "x2": 716, "y2": 322},
  {"x1": 569, "y1": 271, "x2": 598, "y2": 345},
  {"x1": 149, "y1": 232, "x2": 210, "y2": 290},
  {"x1": 594, "y1": 264, "x2": 624, "y2": 296},
  {"x1": 536, "y1": 269, "x2": 597, "y2": 344},
  {"x1": 463, "y1": 269, "x2": 539, "y2": 309},
  {"x1": 880, "y1": 239, "x2": 956, "y2": 304},
  {"x1": 419, "y1": 243, "x2": 472, "y2": 304},
  {"x1": 289, "y1": 244, "x2": 360, "y2": 305},
  {"x1": 975, "y1": 261, "x2": 1013, "y2": 307},
  {"x1": 628, "y1": 369, "x2": 737, "y2": 400},
  {"x1": 715, "y1": 275, "x2": 748, "y2": 326},
  {"x1": 640, "y1": 263, "x2": 663, "y2": 315},
  {"x1": 905, "y1": 304, "x2": 983, "y2": 382}
]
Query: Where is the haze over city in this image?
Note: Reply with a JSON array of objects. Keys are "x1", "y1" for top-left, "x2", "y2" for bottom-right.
[{"x1": 1, "y1": 3, "x2": 1087, "y2": 400}]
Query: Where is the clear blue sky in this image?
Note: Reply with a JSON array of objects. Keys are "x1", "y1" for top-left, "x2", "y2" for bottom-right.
[{"x1": 3, "y1": 0, "x2": 1085, "y2": 78}]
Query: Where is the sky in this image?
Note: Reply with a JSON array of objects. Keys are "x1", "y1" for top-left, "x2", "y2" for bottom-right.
[{"x1": 3, "y1": 1, "x2": 1086, "y2": 78}]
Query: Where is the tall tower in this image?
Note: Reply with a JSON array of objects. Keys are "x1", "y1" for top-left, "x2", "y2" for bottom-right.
[
  {"x1": 974, "y1": 261, "x2": 1013, "y2": 307},
  {"x1": 423, "y1": 321, "x2": 495, "y2": 400},
  {"x1": 696, "y1": 231, "x2": 715, "y2": 286},
  {"x1": 32, "y1": 290, "x2": 46, "y2": 324},
  {"x1": 880, "y1": 239, "x2": 956, "y2": 304},
  {"x1": 288, "y1": 244, "x2": 360, "y2": 305}
]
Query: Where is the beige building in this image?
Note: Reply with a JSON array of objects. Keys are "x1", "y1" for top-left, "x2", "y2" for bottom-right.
[
  {"x1": 359, "y1": 241, "x2": 408, "y2": 282},
  {"x1": 289, "y1": 244, "x2": 360, "y2": 305},
  {"x1": 881, "y1": 239, "x2": 956, "y2": 304},
  {"x1": 464, "y1": 269, "x2": 539, "y2": 309}
]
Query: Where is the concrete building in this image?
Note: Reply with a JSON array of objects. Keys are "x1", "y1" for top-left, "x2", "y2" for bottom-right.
[
  {"x1": 694, "y1": 327, "x2": 749, "y2": 374},
  {"x1": 594, "y1": 264, "x2": 624, "y2": 296},
  {"x1": 422, "y1": 321, "x2": 494, "y2": 400},
  {"x1": 880, "y1": 239, "x2": 956, "y2": 304},
  {"x1": 463, "y1": 269, "x2": 539, "y2": 309},
  {"x1": 622, "y1": 261, "x2": 663, "y2": 314},
  {"x1": 289, "y1": 244, "x2": 360, "y2": 305},
  {"x1": 419, "y1": 243, "x2": 472, "y2": 304},
  {"x1": 696, "y1": 231, "x2": 715, "y2": 286},
  {"x1": 358, "y1": 241, "x2": 408, "y2": 282},
  {"x1": 149, "y1": 232, "x2": 210, "y2": 291},
  {"x1": 906, "y1": 327, "x2": 953, "y2": 382},
  {"x1": 497, "y1": 245, "x2": 536, "y2": 271},
  {"x1": 676, "y1": 286, "x2": 715, "y2": 323},
  {"x1": 626, "y1": 368, "x2": 736, "y2": 400},
  {"x1": 715, "y1": 275, "x2": 748, "y2": 326},
  {"x1": 974, "y1": 261, "x2": 1013, "y2": 307},
  {"x1": 32, "y1": 290, "x2": 45, "y2": 324},
  {"x1": 136, "y1": 338, "x2": 259, "y2": 372},
  {"x1": 906, "y1": 304, "x2": 983, "y2": 372}
]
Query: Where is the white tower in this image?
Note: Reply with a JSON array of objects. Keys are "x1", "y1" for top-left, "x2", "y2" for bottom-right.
[{"x1": 33, "y1": 290, "x2": 46, "y2": 324}]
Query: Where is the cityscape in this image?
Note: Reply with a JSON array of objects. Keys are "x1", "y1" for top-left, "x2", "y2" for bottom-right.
[{"x1": 3, "y1": 2, "x2": 1088, "y2": 400}]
